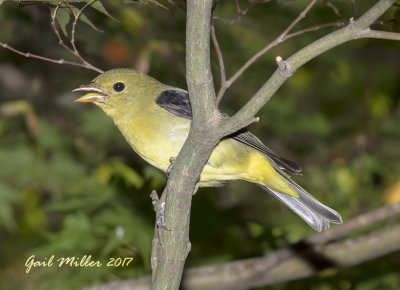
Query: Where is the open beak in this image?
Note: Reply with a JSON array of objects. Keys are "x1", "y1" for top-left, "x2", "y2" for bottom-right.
[{"x1": 73, "y1": 83, "x2": 109, "y2": 103}]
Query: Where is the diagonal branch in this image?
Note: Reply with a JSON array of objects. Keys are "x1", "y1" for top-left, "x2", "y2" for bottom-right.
[
  {"x1": 1, "y1": 1, "x2": 103, "y2": 73},
  {"x1": 216, "y1": 0, "x2": 320, "y2": 103},
  {"x1": 0, "y1": 41, "x2": 103, "y2": 72},
  {"x1": 218, "y1": 0, "x2": 398, "y2": 136},
  {"x1": 214, "y1": 0, "x2": 272, "y2": 25},
  {"x1": 280, "y1": 0, "x2": 319, "y2": 40},
  {"x1": 51, "y1": 0, "x2": 103, "y2": 72},
  {"x1": 211, "y1": 23, "x2": 226, "y2": 90},
  {"x1": 83, "y1": 203, "x2": 400, "y2": 290},
  {"x1": 180, "y1": 223, "x2": 400, "y2": 289}
]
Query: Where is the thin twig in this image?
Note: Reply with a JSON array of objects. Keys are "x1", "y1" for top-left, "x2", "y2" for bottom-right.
[
  {"x1": 0, "y1": 41, "x2": 103, "y2": 72},
  {"x1": 285, "y1": 19, "x2": 346, "y2": 39},
  {"x1": 165, "y1": 0, "x2": 186, "y2": 11},
  {"x1": 213, "y1": 0, "x2": 272, "y2": 25},
  {"x1": 210, "y1": 23, "x2": 226, "y2": 90},
  {"x1": 218, "y1": 0, "x2": 396, "y2": 137},
  {"x1": 350, "y1": 0, "x2": 359, "y2": 17},
  {"x1": 241, "y1": 0, "x2": 271, "y2": 15},
  {"x1": 216, "y1": 0, "x2": 320, "y2": 103},
  {"x1": 234, "y1": 0, "x2": 241, "y2": 13},
  {"x1": 67, "y1": 0, "x2": 100, "y2": 68},
  {"x1": 48, "y1": 0, "x2": 103, "y2": 72},
  {"x1": 280, "y1": 0, "x2": 318, "y2": 40},
  {"x1": 213, "y1": 15, "x2": 243, "y2": 25},
  {"x1": 50, "y1": 2, "x2": 76, "y2": 56},
  {"x1": 325, "y1": 1, "x2": 342, "y2": 19}
]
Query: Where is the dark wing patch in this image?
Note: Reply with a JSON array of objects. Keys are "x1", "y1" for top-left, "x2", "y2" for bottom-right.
[
  {"x1": 156, "y1": 89, "x2": 302, "y2": 174},
  {"x1": 156, "y1": 89, "x2": 192, "y2": 120},
  {"x1": 230, "y1": 130, "x2": 302, "y2": 175}
]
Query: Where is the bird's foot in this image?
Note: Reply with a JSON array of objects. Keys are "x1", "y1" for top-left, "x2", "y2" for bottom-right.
[{"x1": 166, "y1": 157, "x2": 176, "y2": 177}]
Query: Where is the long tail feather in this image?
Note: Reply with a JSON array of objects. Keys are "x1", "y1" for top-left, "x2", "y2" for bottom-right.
[{"x1": 259, "y1": 180, "x2": 342, "y2": 232}]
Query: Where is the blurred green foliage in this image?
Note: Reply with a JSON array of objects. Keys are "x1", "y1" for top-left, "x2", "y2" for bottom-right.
[{"x1": 0, "y1": 0, "x2": 400, "y2": 289}]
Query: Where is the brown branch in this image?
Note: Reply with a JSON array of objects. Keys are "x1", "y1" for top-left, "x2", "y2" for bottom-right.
[
  {"x1": 280, "y1": 0, "x2": 318, "y2": 40},
  {"x1": 165, "y1": 0, "x2": 186, "y2": 11},
  {"x1": 212, "y1": 15, "x2": 243, "y2": 25},
  {"x1": 0, "y1": 41, "x2": 103, "y2": 72},
  {"x1": 180, "y1": 224, "x2": 400, "y2": 289},
  {"x1": 285, "y1": 20, "x2": 346, "y2": 39},
  {"x1": 63, "y1": 0, "x2": 103, "y2": 71},
  {"x1": 325, "y1": 0, "x2": 342, "y2": 19},
  {"x1": 216, "y1": 0, "x2": 320, "y2": 103},
  {"x1": 83, "y1": 203, "x2": 400, "y2": 290},
  {"x1": 68, "y1": 1, "x2": 88, "y2": 59},
  {"x1": 182, "y1": 224, "x2": 400, "y2": 289},
  {"x1": 0, "y1": 1, "x2": 104, "y2": 73},
  {"x1": 213, "y1": 0, "x2": 272, "y2": 25},
  {"x1": 214, "y1": 0, "x2": 396, "y2": 103},
  {"x1": 218, "y1": 0, "x2": 397, "y2": 136},
  {"x1": 50, "y1": 2, "x2": 76, "y2": 56},
  {"x1": 234, "y1": 0, "x2": 240, "y2": 13},
  {"x1": 211, "y1": 23, "x2": 226, "y2": 91},
  {"x1": 305, "y1": 201, "x2": 400, "y2": 244},
  {"x1": 350, "y1": 0, "x2": 359, "y2": 18},
  {"x1": 240, "y1": 0, "x2": 271, "y2": 15},
  {"x1": 186, "y1": 202, "x2": 400, "y2": 289}
]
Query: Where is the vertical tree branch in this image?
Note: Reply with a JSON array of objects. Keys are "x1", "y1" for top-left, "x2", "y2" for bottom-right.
[{"x1": 152, "y1": 0, "x2": 218, "y2": 289}]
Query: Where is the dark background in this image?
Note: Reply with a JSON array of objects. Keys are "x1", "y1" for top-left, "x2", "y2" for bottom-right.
[{"x1": 0, "y1": 0, "x2": 399, "y2": 289}]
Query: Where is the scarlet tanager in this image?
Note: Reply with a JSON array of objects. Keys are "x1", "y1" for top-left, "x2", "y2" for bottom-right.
[{"x1": 74, "y1": 68, "x2": 342, "y2": 232}]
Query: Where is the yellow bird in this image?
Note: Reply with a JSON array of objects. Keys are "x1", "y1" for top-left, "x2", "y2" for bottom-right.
[{"x1": 74, "y1": 68, "x2": 342, "y2": 232}]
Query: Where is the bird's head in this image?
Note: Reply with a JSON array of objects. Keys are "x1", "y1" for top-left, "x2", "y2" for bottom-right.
[{"x1": 74, "y1": 68, "x2": 164, "y2": 114}]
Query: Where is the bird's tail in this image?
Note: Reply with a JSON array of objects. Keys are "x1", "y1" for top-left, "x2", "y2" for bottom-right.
[{"x1": 259, "y1": 174, "x2": 342, "y2": 232}]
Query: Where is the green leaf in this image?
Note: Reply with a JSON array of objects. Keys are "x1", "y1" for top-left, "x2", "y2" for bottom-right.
[
  {"x1": 88, "y1": 0, "x2": 116, "y2": 20},
  {"x1": 110, "y1": 158, "x2": 144, "y2": 189},
  {"x1": 0, "y1": 182, "x2": 20, "y2": 231},
  {"x1": 56, "y1": 8, "x2": 71, "y2": 37},
  {"x1": 94, "y1": 206, "x2": 153, "y2": 268},
  {"x1": 70, "y1": 6, "x2": 103, "y2": 33},
  {"x1": 36, "y1": 213, "x2": 97, "y2": 255}
]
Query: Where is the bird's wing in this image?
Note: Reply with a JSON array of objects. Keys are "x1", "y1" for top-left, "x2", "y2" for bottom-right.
[
  {"x1": 156, "y1": 89, "x2": 192, "y2": 120},
  {"x1": 229, "y1": 130, "x2": 302, "y2": 175},
  {"x1": 156, "y1": 89, "x2": 302, "y2": 174}
]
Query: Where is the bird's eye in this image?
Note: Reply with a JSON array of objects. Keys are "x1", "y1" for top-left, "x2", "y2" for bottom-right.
[{"x1": 113, "y1": 82, "x2": 125, "y2": 92}]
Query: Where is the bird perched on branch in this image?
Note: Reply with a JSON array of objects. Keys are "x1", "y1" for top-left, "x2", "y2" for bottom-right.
[{"x1": 74, "y1": 68, "x2": 342, "y2": 232}]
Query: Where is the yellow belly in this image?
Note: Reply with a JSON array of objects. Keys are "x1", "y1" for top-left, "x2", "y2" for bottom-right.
[{"x1": 114, "y1": 110, "x2": 297, "y2": 197}]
